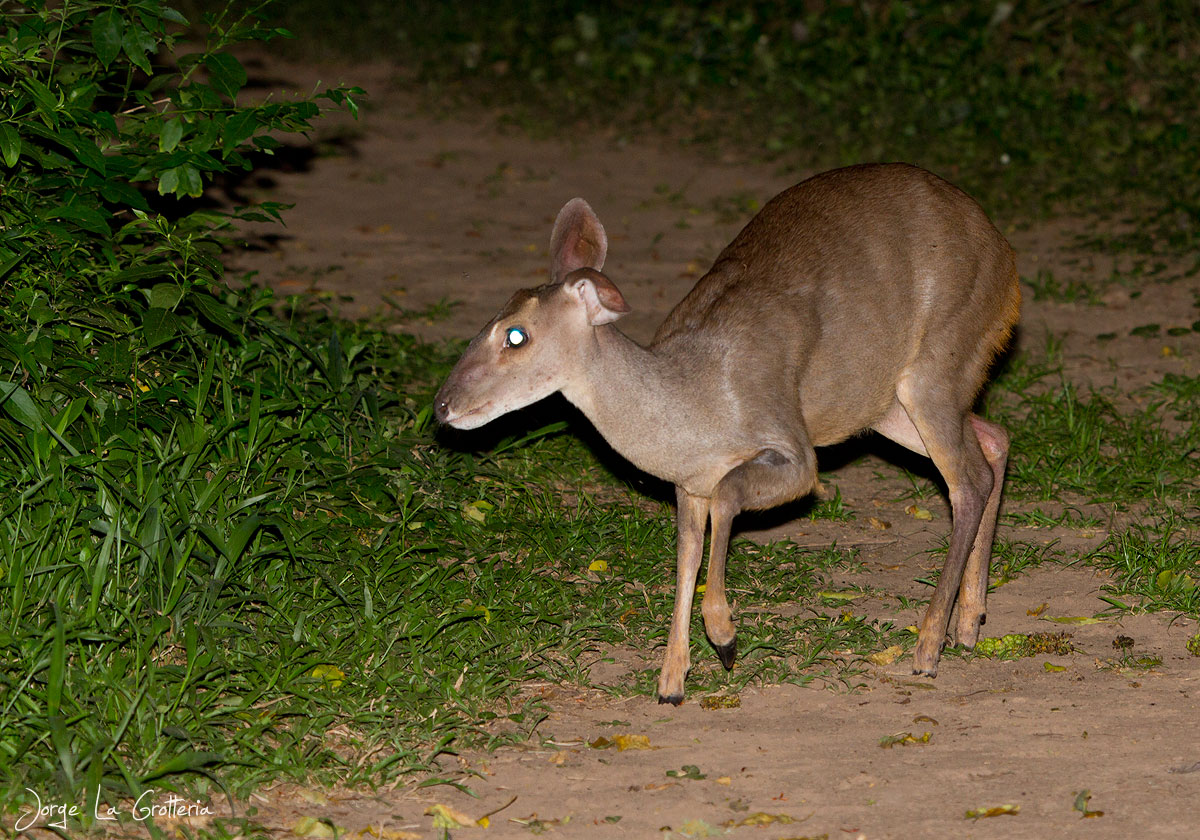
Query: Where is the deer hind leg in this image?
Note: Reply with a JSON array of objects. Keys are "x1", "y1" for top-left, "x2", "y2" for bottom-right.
[
  {"x1": 875, "y1": 387, "x2": 994, "y2": 677},
  {"x1": 954, "y1": 415, "x2": 1009, "y2": 648}
]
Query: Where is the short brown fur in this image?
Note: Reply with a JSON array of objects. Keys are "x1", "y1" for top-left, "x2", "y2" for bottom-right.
[{"x1": 435, "y1": 164, "x2": 1020, "y2": 704}]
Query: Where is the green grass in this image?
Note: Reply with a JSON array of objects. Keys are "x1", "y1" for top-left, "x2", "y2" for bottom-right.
[{"x1": 1093, "y1": 517, "x2": 1200, "y2": 617}]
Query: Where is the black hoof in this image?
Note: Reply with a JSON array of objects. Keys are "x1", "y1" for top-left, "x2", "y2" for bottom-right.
[
  {"x1": 657, "y1": 693, "x2": 684, "y2": 706},
  {"x1": 911, "y1": 665, "x2": 938, "y2": 678},
  {"x1": 714, "y1": 639, "x2": 737, "y2": 670}
]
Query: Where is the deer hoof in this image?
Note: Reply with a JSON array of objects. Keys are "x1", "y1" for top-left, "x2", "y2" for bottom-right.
[{"x1": 714, "y1": 639, "x2": 737, "y2": 670}]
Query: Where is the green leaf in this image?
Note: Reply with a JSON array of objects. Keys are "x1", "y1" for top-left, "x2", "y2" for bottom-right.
[
  {"x1": 0, "y1": 381, "x2": 46, "y2": 429},
  {"x1": 142, "y1": 751, "x2": 225, "y2": 782},
  {"x1": 58, "y1": 128, "x2": 106, "y2": 175},
  {"x1": 143, "y1": 307, "x2": 180, "y2": 349},
  {"x1": 91, "y1": 9, "x2": 124, "y2": 67},
  {"x1": 0, "y1": 124, "x2": 20, "y2": 167},
  {"x1": 158, "y1": 166, "x2": 179, "y2": 195},
  {"x1": 180, "y1": 164, "x2": 203, "y2": 196},
  {"x1": 122, "y1": 25, "x2": 156, "y2": 76},
  {"x1": 99, "y1": 181, "x2": 149, "y2": 211},
  {"x1": 40, "y1": 203, "x2": 110, "y2": 235},
  {"x1": 205, "y1": 52, "x2": 248, "y2": 99},
  {"x1": 160, "y1": 118, "x2": 184, "y2": 153},
  {"x1": 148, "y1": 282, "x2": 184, "y2": 310},
  {"x1": 190, "y1": 293, "x2": 239, "y2": 335},
  {"x1": 221, "y1": 110, "x2": 259, "y2": 155}
]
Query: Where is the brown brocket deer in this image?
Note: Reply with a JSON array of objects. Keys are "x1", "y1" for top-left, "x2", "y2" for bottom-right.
[{"x1": 435, "y1": 163, "x2": 1020, "y2": 705}]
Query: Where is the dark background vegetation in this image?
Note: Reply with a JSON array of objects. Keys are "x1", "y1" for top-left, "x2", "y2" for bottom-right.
[
  {"x1": 0, "y1": 0, "x2": 1196, "y2": 834},
  {"x1": 271, "y1": 0, "x2": 1200, "y2": 259}
]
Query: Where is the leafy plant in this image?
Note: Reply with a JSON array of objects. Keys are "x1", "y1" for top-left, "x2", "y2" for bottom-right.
[{"x1": 0, "y1": 0, "x2": 365, "y2": 823}]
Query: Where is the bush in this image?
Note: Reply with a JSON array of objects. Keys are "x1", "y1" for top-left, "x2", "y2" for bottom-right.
[{"x1": 0, "y1": 0, "x2": 370, "y2": 820}]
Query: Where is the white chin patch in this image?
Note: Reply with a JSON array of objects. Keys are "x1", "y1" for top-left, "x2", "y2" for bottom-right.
[{"x1": 449, "y1": 410, "x2": 493, "y2": 431}]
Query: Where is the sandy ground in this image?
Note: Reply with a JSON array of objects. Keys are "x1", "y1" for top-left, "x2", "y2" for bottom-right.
[{"x1": 226, "y1": 60, "x2": 1200, "y2": 839}]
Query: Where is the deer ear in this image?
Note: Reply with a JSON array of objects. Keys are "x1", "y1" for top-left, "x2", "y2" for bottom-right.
[
  {"x1": 566, "y1": 268, "x2": 631, "y2": 326},
  {"x1": 549, "y1": 198, "x2": 607, "y2": 283}
]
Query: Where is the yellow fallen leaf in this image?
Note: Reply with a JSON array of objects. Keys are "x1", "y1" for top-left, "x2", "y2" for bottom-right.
[
  {"x1": 462, "y1": 500, "x2": 493, "y2": 524},
  {"x1": 715, "y1": 776, "x2": 732, "y2": 785},
  {"x1": 879, "y1": 731, "x2": 932, "y2": 748},
  {"x1": 358, "y1": 827, "x2": 421, "y2": 840},
  {"x1": 588, "y1": 559, "x2": 608, "y2": 572},
  {"x1": 292, "y1": 817, "x2": 337, "y2": 837},
  {"x1": 817, "y1": 590, "x2": 861, "y2": 601},
  {"x1": 965, "y1": 804, "x2": 1019, "y2": 819},
  {"x1": 1027, "y1": 602, "x2": 1049, "y2": 616},
  {"x1": 1044, "y1": 615, "x2": 1104, "y2": 625},
  {"x1": 310, "y1": 664, "x2": 345, "y2": 689},
  {"x1": 589, "y1": 734, "x2": 655, "y2": 751},
  {"x1": 547, "y1": 751, "x2": 567, "y2": 765},
  {"x1": 1044, "y1": 662, "x2": 1067, "y2": 672},
  {"x1": 724, "y1": 812, "x2": 800, "y2": 827},
  {"x1": 425, "y1": 803, "x2": 478, "y2": 829},
  {"x1": 613, "y1": 734, "x2": 653, "y2": 751},
  {"x1": 868, "y1": 516, "x2": 892, "y2": 530},
  {"x1": 866, "y1": 644, "x2": 904, "y2": 666},
  {"x1": 905, "y1": 504, "x2": 933, "y2": 520}
]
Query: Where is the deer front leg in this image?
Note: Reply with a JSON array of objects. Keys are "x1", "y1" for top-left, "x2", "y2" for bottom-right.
[
  {"x1": 657, "y1": 489, "x2": 710, "y2": 705},
  {"x1": 703, "y1": 446, "x2": 819, "y2": 665}
]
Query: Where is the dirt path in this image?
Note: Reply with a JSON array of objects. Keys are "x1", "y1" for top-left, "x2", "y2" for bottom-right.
[{"x1": 231, "y1": 59, "x2": 1200, "y2": 839}]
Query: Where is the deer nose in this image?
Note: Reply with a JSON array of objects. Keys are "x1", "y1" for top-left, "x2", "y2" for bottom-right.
[{"x1": 433, "y1": 397, "x2": 450, "y2": 424}]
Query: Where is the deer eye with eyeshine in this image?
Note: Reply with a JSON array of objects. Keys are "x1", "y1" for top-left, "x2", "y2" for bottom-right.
[{"x1": 503, "y1": 326, "x2": 528, "y2": 348}]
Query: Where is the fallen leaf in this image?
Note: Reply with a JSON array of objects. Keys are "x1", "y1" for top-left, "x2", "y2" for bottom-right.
[
  {"x1": 425, "y1": 803, "x2": 478, "y2": 829},
  {"x1": 509, "y1": 813, "x2": 569, "y2": 832},
  {"x1": 680, "y1": 818, "x2": 724, "y2": 837},
  {"x1": 310, "y1": 664, "x2": 345, "y2": 689},
  {"x1": 817, "y1": 590, "x2": 861, "y2": 602},
  {"x1": 866, "y1": 645, "x2": 904, "y2": 666},
  {"x1": 868, "y1": 516, "x2": 892, "y2": 530},
  {"x1": 1044, "y1": 615, "x2": 1104, "y2": 625},
  {"x1": 912, "y1": 714, "x2": 939, "y2": 726},
  {"x1": 1073, "y1": 789, "x2": 1104, "y2": 818},
  {"x1": 715, "y1": 776, "x2": 732, "y2": 785},
  {"x1": 699, "y1": 694, "x2": 741, "y2": 710},
  {"x1": 590, "y1": 734, "x2": 654, "y2": 751},
  {"x1": 587, "y1": 559, "x2": 608, "y2": 572},
  {"x1": 642, "y1": 781, "x2": 680, "y2": 791},
  {"x1": 965, "y1": 804, "x2": 1019, "y2": 819},
  {"x1": 905, "y1": 504, "x2": 933, "y2": 520},
  {"x1": 1044, "y1": 662, "x2": 1067, "y2": 672},
  {"x1": 724, "y1": 811, "x2": 802, "y2": 827},
  {"x1": 879, "y1": 731, "x2": 931, "y2": 748},
  {"x1": 1026, "y1": 602, "x2": 1049, "y2": 616},
  {"x1": 462, "y1": 499, "x2": 493, "y2": 524},
  {"x1": 357, "y1": 827, "x2": 421, "y2": 840},
  {"x1": 292, "y1": 817, "x2": 337, "y2": 837}
]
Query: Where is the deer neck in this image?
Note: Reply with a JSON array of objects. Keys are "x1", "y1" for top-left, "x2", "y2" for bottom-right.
[{"x1": 559, "y1": 325, "x2": 707, "y2": 485}]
